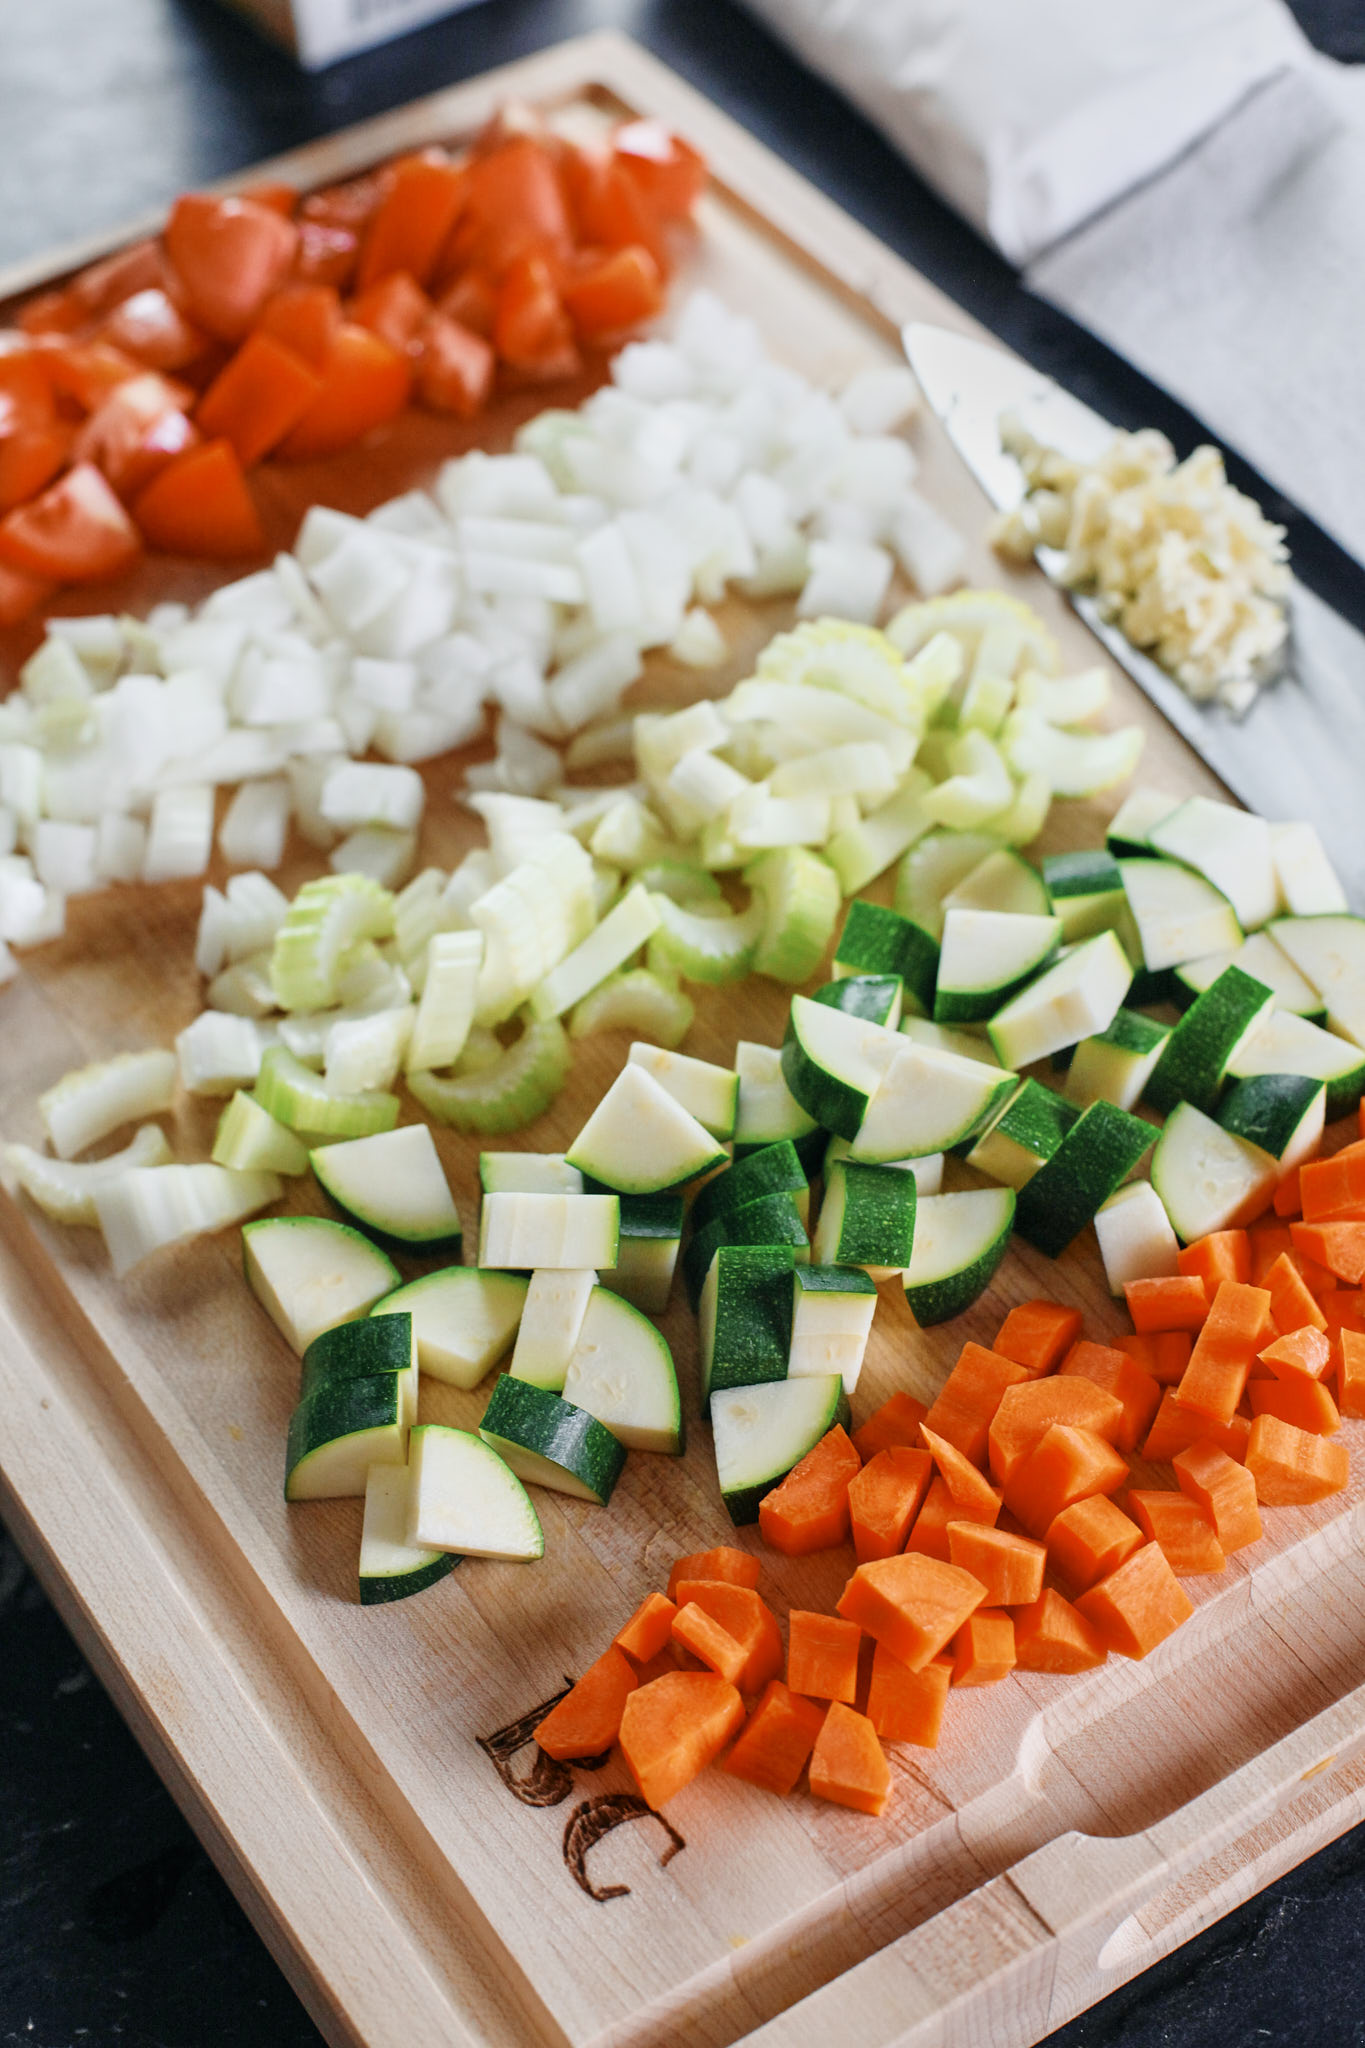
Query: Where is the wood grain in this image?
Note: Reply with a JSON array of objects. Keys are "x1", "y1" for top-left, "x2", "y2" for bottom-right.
[{"x1": 1, "y1": 32, "x2": 1361, "y2": 2048}]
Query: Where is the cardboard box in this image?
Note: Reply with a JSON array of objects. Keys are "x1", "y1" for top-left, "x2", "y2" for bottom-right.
[{"x1": 223, "y1": 0, "x2": 484, "y2": 71}]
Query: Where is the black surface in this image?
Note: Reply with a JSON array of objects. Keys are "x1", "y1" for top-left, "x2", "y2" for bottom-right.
[{"x1": 2, "y1": 2, "x2": 1364, "y2": 2043}]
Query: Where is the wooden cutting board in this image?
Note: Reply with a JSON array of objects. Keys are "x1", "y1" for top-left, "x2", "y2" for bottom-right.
[{"x1": 3, "y1": 33, "x2": 1365, "y2": 2048}]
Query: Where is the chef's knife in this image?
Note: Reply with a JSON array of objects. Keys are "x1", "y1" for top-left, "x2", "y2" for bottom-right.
[{"x1": 903, "y1": 322, "x2": 1365, "y2": 904}]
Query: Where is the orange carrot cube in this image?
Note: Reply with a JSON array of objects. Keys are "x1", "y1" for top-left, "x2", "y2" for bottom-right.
[
  {"x1": 614, "y1": 1591, "x2": 677, "y2": 1664},
  {"x1": 1177, "y1": 1280, "x2": 1273, "y2": 1425},
  {"x1": 808, "y1": 1701, "x2": 891, "y2": 1816},
  {"x1": 848, "y1": 1446, "x2": 933, "y2": 1562},
  {"x1": 1290, "y1": 1222, "x2": 1365, "y2": 1285},
  {"x1": 946, "y1": 1522, "x2": 1046, "y2": 1606},
  {"x1": 1127, "y1": 1489, "x2": 1226, "y2": 1573},
  {"x1": 905, "y1": 1473, "x2": 999, "y2": 1560},
  {"x1": 787, "y1": 1610, "x2": 861, "y2": 1704},
  {"x1": 1045, "y1": 1494, "x2": 1144, "y2": 1593},
  {"x1": 1300, "y1": 1143, "x2": 1365, "y2": 1223},
  {"x1": 1060, "y1": 1340, "x2": 1162, "y2": 1454},
  {"x1": 920, "y1": 1424, "x2": 1003, "y2": 1517},
  {"x1": 1075, "y1": 1543, "x2": 1194, "y2": 1658},
  {"x1": 1003, "y1": 1423, "x2": 1129, "y2": 1537},
  {"x1": 951, "y1": 1607, "x2": 1016, "y2": 1686},
  {"x1": 1264, "y1": 1253, "x2": 1328, "y2": 1336},
  {"x1": 672, "y1": 1582, "x2": 783, "y2": 1694},
  {"x1": 1247, "y1": 1377, "x2": 1340, "y2": 1435},
  {"x1": 922, "y1": 1342, "x2": 1030, "y2": 1465},
  {"x1": 667, "y1": 1547, "x2": 759, "y2": 1600},
  {"x1": 672, "y1": 1602, "x2": 747, "y2": 1687},
  {"x1": 851, "y1": 1390, "x2": 927, "y2": 1463},
  {"x1": 1339, "y1": 1327, "x2": 1365, "y2": 1418},
  {"x1": 535, "y1": 1647, "x2": 639, "y2": 1760},
  {"x1": 1143, "y1": 1390, "x2": 1250, "y2": 1463},
  {"x1": 758, "y1": 1426, "x2": 861, "y2": 1557},
  {"x1": 992, "y1": 1299, "x2": 1083, "y2": 1376},
  {"x1": 1117, "y1": 1330, "x2": 1192, "y2": 1385},
  {"x1": 1124, "y1": 1274, "x2": 1209, "y2": 1333},
  {"x1": 723, "y1": 1680, "x2": 826, "y2": 1795},
  {"x1": 619, "y1": 1671, "x2": 745, "y2": 1808},
  {"x1": 837, "y1": 1553, "x2": 986, "y2": 1670},
  {"x1": 1013, "y1": 1588, "x2": 1108, "y2": 1672},
  {"x1": 1177, "y1": 1230, "x2": 1251, "y2": 1291},
  {"x1": 1172, "y1": 1441, "x2": 1262, "y2": 1552},
  {"x1": 988, "y1": 1378, "x2": 1124, "y2": 1486},
  {"x1": 1244, "y1": 1414, "x2": 1349, "y2": 1504},
  {"x1": 1260, "y1": 1325, "x2": 1333, "y2": 1381},
  {"x1": 866, "y1": 1644, "x2": 951, "y2": 1744}
]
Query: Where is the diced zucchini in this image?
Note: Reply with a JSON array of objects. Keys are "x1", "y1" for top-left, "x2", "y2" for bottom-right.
[
  {"x1": 626, "y1": 1042, "x2": 738, "y2": 1140},
  {"x1": 744, "y1": 846, "x2": 842, "y2": 983},
  {"x1": 781, "y1": 993, "x2": 900, "y2": 1140},
  {"x1": 310, "y1": 1124, "x2": 462, "y2": 1252},
  {"x1": 566, "y1": 1061, "x2": 728, "y2": 1194},
  {"x1": 833, "y1": 899, "x2": 937, "y2": 1017},
  {"x1": 683, "y1": 1191, "x2": 810, "y2": 1309},
  {"x1": 479, "y1": 1375, "x2": 626, "y2": 1505},
  {"x1": 1144, "y1": 965, "x2": 1275, "y2": 1117},
  {"x1": 894, "y1": 828, "x2": 1004, "y2": 940},
  {"x1": 711, "y1": 1374, "x2": 848, "y2": 1525},
  {"x1": 372, "y1": 1266, "x2": 527, "y2": 1390},
  {"x1": 479, "y1": 1152, "x2": 583, "y2": 1196},
  {"x1": 359, "y1": 1464, "x2": 457, "y2": 1606},
  {"x1": 244, "y1": 1214, "x2": 400, "y2": 1355},
  {"x1": 1064, "y1": 1009, "x2": 1172, "y2": 1113},
  {"x1": 285, "y1": 1373, "x2": 406, "y2": 1501},
  {"x1": 732, "y1": 1040, "x2": 820, "y2": 1157},
  {"x1": 479, "y1": 1192, "x2": 620, "y2": 1271},
  {"x1": 824, "y1": 775, "x2": 935, "y2": 895},
  {"x1": 1173, "y1": 932, "x2": 1324, "y2": 1021},
  {"x1": 1093, "y1": 1181, "x2": 1180, "y2": 1295},
  {"x1": 691, "y1": 1139, "x2": 808, "y2": 1236},
  {"x1": 562, "y1": 1287, "x2": 683, "y2": 1453},
  {"x1": 903, "y1": 1187, "x2": 1015, "y2": 1325},
  {"x1": 967, "y1": 1078, "x2": 1079, "y2": 1189},
  {"x1": 1151, "y1": 1102, "x2": 1278, "y2": 1243},
  {"x1": 1105, "y1": 787, "x2": 1179, "y2": 858},
  {"x1": 1149, "y1": 797, "x2": 1278, "y2": 933},
  {"x1": 300, "y1": 1312, "x2": 418, "y2": 1426},
  {"x1": 933, "y1": 908, "x2": 1061, "y2": 1024},
  {"x1": 406, "y1": 1424, "x2": 544, "y2": 1559},
  {"x1": 1012, "y1": 1101, "x2": 1156, "y2": 1258},
  {"x1": 509, "y1": 1268, "x2": 597, "y2": 1391},
  {"x1": 789, "y1": 1264, "x2": 878, "y2": 1393},
  {"x1": 1042, "y1": 850, "x2": 1127, "y2": 941},
  {"x1": 1268, "y1": 915, "x2": 1365, "y2": 1050},
  {"x1": 1225, "y1": 1009, "x2": 1365, "y2": 1122},
  {"x1": 599, "y1": 1193, "x2": 683, "y2": 1314},
  {"x1": 1270, "y1": 822, "x2": 1348, "y2": 917},
  {"x1": 1117, "y1": 858, "x2": 1242, "y2": 972},
  {"x1": 898, "y1": 1018, "x2": 1002, "y2": 1067},
  {"x1": 814, "y1": 974, "x2": 904, "y2": 1028},
  {"x1": 850, "y1": 1039, "x2": 1015, "y2": 1162},
  {"x1": 824, "y1": 1136, "x2": 944, "y2": 1195},
  {"x1": 699, "y1": 1243, "x2": 796, "y2": 1401},
  {"x1": 813, "y1": 1158, "x2": 916, "y2": 1275},
  {"x1": 986, "y1": 929, "x2": 1132, "y2": 1071},
  {"x1": 944, "y1": 849, "x2": 1051, "y2": 919},
  {"x1": 1217, "y1": 1075, "x2": 1325, "y2": 1172}
]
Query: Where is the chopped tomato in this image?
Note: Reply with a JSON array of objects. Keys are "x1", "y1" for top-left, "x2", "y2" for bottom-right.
[
  {"x1": 100, "y1": 288, "x2": 209, "y2": 373},
  {"x1": 492, "y1": 253, "x2": 579, "y2": 379},
  {"x1": 0, "y1": 462, "x2": 142, "y2": 580},
  {"x1": 241, "y1": 182, "x2": 298, "y2": 218},
  {"x1": 562, "y1": 145, "x2": 667, "y2": 271},
  {"x1": 133, "y1": 438, "x2": 264, "y2": 558},
  {"x1": 0, "y1": 559, "x2": 55, "y2": 626},
  {"x1": 164, "y1": 194, "x2": 299, "y2": 342},
  {"x1": 274, "y1": 322, "x2": 410, "y2": 461},
  {"x1": 294, "y1": 220, "x2": 360, "y2": 291},
  {"x1": 0, "y1": 422, "x2": 70, "y2": 514},
  {"x1": 76, "y1": 373, "x2": 200, "y2": 497},
  {"x1": 436, "y1": 269, "x2": 497, "y2": 339},
  {"x1": 195, "y1": 332, "x2": 321, "y2": 467},
  {"x1": 417, "y1": 313, "x2": 495, "y2": 418},
  {"x1": 355, "y1": 150, "x2": 467, "y2": 292},
  {"x1": 33, "y1": 337, "x2": 141, "y2": 414},
  {"x1": 563, "y1": 244, "x2": 664, "y2": 341},
  {"x1": 448, "y1": 138, "x2": 572, "y2": 280},
  {"x1": 613, "y1": 121, "x2": 707, "y2": 220},
  {"x1": 255, "y1": 284, "x2": 342, "y2": 369},
  {"x1": 350, "y1": 271, "x2": 431, "y2": 356}
]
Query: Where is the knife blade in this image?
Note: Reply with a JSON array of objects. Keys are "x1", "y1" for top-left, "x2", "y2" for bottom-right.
[{"x1": 904, "y1": 322, "x2": 1365, "y2": 904}]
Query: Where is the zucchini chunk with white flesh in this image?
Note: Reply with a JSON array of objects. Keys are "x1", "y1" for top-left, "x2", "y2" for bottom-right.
[
  {"x1": 825, "y1": 1136, "x2": 944, "y2": 1195},
  {"x1": 1269, "y1": 915, "x2": 1365, "y2": 1050},
  {"x1": 732, "y1": 1041, "x2": 820, "y2": 1159},
  {"x1": 1105, "y1": 787, "x2": 1178, "y2": 858},
  {"x1": 987, "y1": 929, "x2": 1132, "y2": 1071},
  {"x1": 691, "y1": 1139, "x2": 808, "y2": 1236},
  {"x1": 711, "y1": 1375, "x2": 848, "y2": 1525},
  {"x1": 1117, "y1": 859, "x2": 1242, "y2": 973},
  {"x1": 1270, "y1": 823, "x2": 1348, "y2": 917},
  {"x1": 359, "y1": 1464, "x2": 458, "y2": 1605},
  {"x1": 478, "y1": 1152, "x2": 583, "y2": 1196},
  {"x1": 933, "y1": 909, "x2": 1061, "y2": 1025},
  {"x1": 833, "y1": 900, "x2": 938, "y2": 1017},
  {"x1": 1144, "y1": 965, "x2": 1275, "y2": 1117},
  {"x1": 1173, "y1": 933, "x2": 1324, "y2": 1021},
  {"x1": 1012, "y1": 1101, "x2": 1156, "y2": 1259},
  {"x1": 1042, "y1": 850, "x2": 1127, "y2": 941},
  {"x1": 1151, "y1": 1102, "x2": 1278, "y2": 1243},
  {"x1": 405, "y1": 1425, "x2": 544, "y2": 1560},
  {"x1": 898, "y1": 1018, "x2": 1001, "y2": 1068},
  {"x1": 244, "y1": 1215, "x2": 400, "y2": 1355},
  {"x1": 40, "y1": 1048, "x2": 177, "y2": 1161},
  {"x1": 285, "y1": 1374, "x2": 407, "y2": 1501},
  {"x1": 478, "y1": 1376, "x2": 626, "y2": 1506},
  {"x1": 789, "y1": 1265, "x2": 878, "y2": 1393},
  {"x1": 850, "y1": 1039, "x2": 1014, "y2": 1163},
  {"x1": 212, "y1": 1093, "x2": 310, "y2": 1175},
  {"x1": 699, "y1": 1244, "x2": 797, "y2": 1401},
  {"x1": 626, "y1": 1042, "x2": 738, "y2": 1140},
  {"x1": 479, "y1": 1192, "x2": 620, "y2": 1270},
  {"x1": 944, "y1": 849, "x2": 1051, "y2": 919},
  {"x1": 967, "y1": 1080, "x2": 1079, "y2": 1189},
  {"x1": 566, "y1": 1062, "x2": 727, "y2": 1193},
  {"x1": 1064, "y1": 1009, "x2": 1171, "y2": 1113},
  {"x1": 301, "y1": 1313, "x2": 418, "y2": 1426},
  {"x1": 599, "y1": 1194, "x2": 684, "y2": 1314},
  {"x1": 1093, "y1": 1182, "x2": 1180, "y2": 1295},
  {"x1": 255, "y1": 1044, "x2": 400, "y2": 1139},
  {"x1": 1226, "y1": 1009, "x2": 1365, "y2": 1122},
  {"x1": 814, "y1": 973, "x2": 905, "y2": 1029},
  {"x1": 895, "y1": 829, "x2": 1003, "y2": 940},
  {"x1": 1148, "y1": 798, "x2": 1278, "y2": 934},
  {"x1": 310, "y1": 1125, "x2": 461, "y2": 1252},
  {"x1": 372, "y1": 1266, "x2": 527, "y2": 1389},
  {"x1": 509, "y1": 1268, "x2": 597, "y2": 1391},
  {"x1": 813, "y1": 1159, "x2": 916, "y2": 1276},
  {"x1": 683, "y1": 1191, "x2": 810, "y2": 1310},
  {"x1": 781, "y1": 994, "x2": 900, "y2": 1140},
  {"x1": 903, "y1": 1188, "x2": 1015, "y2": 1326},
  {"x1": 97, "y1": 1165, "x2": 282, "y2": 1278},
  {"x1": 562, "y1": 1287, "x2": 683, "y2": 1453},
  {"x1": 2, "y1": 1124, "x2": 172, "y2": 1226},
  {"x1": 1217, "y1": 1075, "x2": 1325, "y2": 1172}
]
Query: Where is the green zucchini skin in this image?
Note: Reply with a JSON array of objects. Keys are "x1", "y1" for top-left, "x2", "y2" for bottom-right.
[
  {"x1": 902, "y1": 1188, "x2": 1015, "y2": 1326},
  {"x1": 478, "y1": 1375, "x2": 626, "y2": 1506},
  {"x1": 689, "y1": 1140, "x2": 808, "y2": 1236},
  {"x1": 711, "y1": 1377, "x2": 850, "y2": 1525},
  {"x1": 1217, "y1": 1074, "x2": 1325, "y2": 1163},
  {"x1": 701, "y1": 1244, "x2": 798, "y2": 1400},
  {"x1": 816, "y1": 1159, "x2": 917, "y2": 1270},
  {"x1": 300, "y1": 1312, "x2": 413, "y2": 1401},
  {"x1": 834, "y1": 899, "x2": 938, "y2": 1015},
  {"x1": 1012, "y1": 1101, "x2": 1156, "y2": 1258},
  {"x1": 683, "y1": 1190, "x2": 810, "y2": 1309},
  {"x1": 813, "y1": 975, "x2": 904, "y2": 1028},
  {"x1": 1144, "y1": 964, "x2": 1275, "y2": 1117}
]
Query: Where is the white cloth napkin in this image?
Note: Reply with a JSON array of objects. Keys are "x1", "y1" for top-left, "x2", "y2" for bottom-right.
[{"x1": 738, "y1": 0, "x2": 1315, "y2": 265}]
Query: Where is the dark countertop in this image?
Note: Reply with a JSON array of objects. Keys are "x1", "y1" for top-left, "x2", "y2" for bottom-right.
[{"x1": 2, "y1": 3, "x2": 1363, "y2": 2044}]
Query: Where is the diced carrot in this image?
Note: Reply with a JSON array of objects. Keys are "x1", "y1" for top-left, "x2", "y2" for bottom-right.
[
  {"x1": 30, "y1": 240, "x2": 163, "y2": 333},
  {"x1": 673, "y1": 1582, "x2": 782, "y2": 1694},
  {"x1": 494, "y1": 252, "x2": 580, "y2": 380},
  {"x1": 1013, "y1": 1589, "x2": 1108, "y2": 1673},
  {"x1": 1264, "y1": 1252, "x2": 1329, "y2": 1336},
  {"x1": 866, "y1": 1645, "x2": 951, "y2": 1744},
  {"x1": 1045, "y1": 1495, "x2": 1145, "y2": 1593},
  {"x1": 1060, "y1": 1340, "x2": 1162, "y2": 1455},
  {"x1": 1272, "y1": 1172, "x2": 1303, "y2": 1221},
  {"x1": 436, "y1": 269, "x2": 498, "y2": 337},
  {"x1": 988, "y1": 1379, "x2": 1124, "y2": 1486},
  {"x1": 349, "y1": 270, "x2": 432, "y2": 356},
  {"x1": 1143, "y1": 1390, "x2": 1250, "y2": 1464},
  {"x1": 164, "y1": 193, "x2": 298, "y2": 343},
  {"x1": 945, "y1": 1522, "x2": 1045, "y2": 1606},
  {"x1": 1323, "y1": 1294, "x2": 1365, "y2": 1339},
  {"x1": 667, "y1": 1548, "x2": 760, "y2": 1600},
  {"x1": 100, "y1": 287, "x2": 209, "y2": 374},
  {"x1": 1173, "y1": 1442, "x2": 1262, "y2": 1552},
  {"x1": 194, "y1": 331, "x2": 321, "y2": 468},
  {"x1": 0, "y1": 420, "x2": 71, "y2": 515},
  {"x1": 563, "y1": 244, "x2": 665, "y2": 341},
  {"x1": 241, "y1": 181, "x2": 298, "y2": 217},
  {"x1": 613, "y1": 120, "x2": 707, "y2": 222},
  {"x1": 1300, "y1": 1144, "x2": 1365, "y2": 1223},
  {"x1": 1260, "y1": 1325, "x2": 1333, "y2": 1381},
  {"x1": 1338, "y1": 1328, "x2": 1365, "y2": 1417},
  {"x1": 1125, "y1": 1275, "x2": 1209, "y2": 1333},
  {"x1": 449, "y1": 136, "x2": 574, "y2": 280},
  {"x1": 848, "y1": 1446, "x2": 932, "y2": 1562},
  {"x1": 33, "y1": 335, "x2": 141, "y2": 412},
  {"x1": 920, "y1": 1425, "x2": 1003, "y2": 1517},
  {"x1": 923, "y1": 1343, "x2": 1030, "y2": 1465},
  {"x1": 0, "y1": 461, "x2": 142, "y2": 581},
  {"x1": 672, "y1": 1601, "x2": 747, "y2": 1686},
  {"x1": 1076, "y1": 1543, "x2": 1194, "y2": 1658},
  {"x1": 614, "y1": 1591, "x2": 677, "y2": 1664},
  {"x1": 852, "y1": 1390, "x2": 927, "y2": 1463},
  {"x1": 618, "y1": 1671, "x2": 745, "y2": 1808},
  {"x1": 534, "y1": 1646, "x2": 638, "y2": 1760},
  {"x1": 992, "y1": 1299, "x2": 1084, "y2": 1376},
  {"x1": 723, "y1": 1680, "x2": 826, "y2": 1795},
  {"x1": 295, "y1": 219, "x2": 360, "y2": 291},
  {"x1": 355, "y1": 150, "x2": 467, "y2": 292},
  {"x1": 1251, "y1": 1224, "x2": 1295, "y2": 1284},
  {"x1": 417, "y1": 314, "x2": 495, "y2": 418},
  {"x1": 809, "y1": 1701, "x2": 891, "y2": 1816},
  {"x1": 562, "y1": 143, "x2": 668, "y2": 272},
  {"x1": 758, "y1": 1426, "x2": 861, "y2": 1557},
  {"x1": 905, "y1": 1473, "x2": 999, "y2": 1560},
  {"x1": 255, "y1": 283, "x2": 343, "y2": 369},
  {"x1": 1126, "y1": 1489, "x2": 1225, "y2": 1573},
  {"x1": 1117, "y1": 1330, "x2": 1192, "y2": 1386},
  {"x1": 1290, "y1": 1222, "x2": 1365, "y2": 1285},
  {"x1": 275, "y1": 323, "x2": 410, "y2": 461},
  {"x1": 951, "y1": 1608, "x2": 1016, "y2": 1687},
  {"x1": 1003, "y1": 1424, "x2": 1129, "y2": 1538},
  {"x1": 1178, "y1": 1281, "x2": 1273, "y2": 1425},
  {"x1": 837, "y1": 1553, "x2": 985, "y2": 1671},
  {"x1": 0, "y1": 560, "x2": 54, "y2": 626},
  {"x1": 787, "y1": 1610, "x2": 861, "y2": 1704},
  {"x1": 1178, "y1": 1230, "x2": 1251, "y2": 1292},
  {"x1": 1294, "y1": 1250, "x2": 1342, "y2": 1299},
  {"x1": 301, "y1": 169, "x2": 387, "y2": 237},
  {"x1": 1244, "y1": 1414, "x2": 1350, "y2": 1505},
  {"x1": 133, "y1": 439, "x2": 263, "y2": 558},
  {"x1": 1247, "y1": 1377, "x2": 1340, "y2": 1435}
]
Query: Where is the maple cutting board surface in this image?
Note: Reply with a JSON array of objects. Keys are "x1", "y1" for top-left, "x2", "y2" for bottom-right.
[{"x1": 3, "y1": 34, "x2": 1365, "y2": 2048}]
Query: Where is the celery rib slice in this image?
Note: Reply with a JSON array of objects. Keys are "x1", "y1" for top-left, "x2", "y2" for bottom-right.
[{"x1": 408, "y1": 1018, "x2": 571, "y2": 1135}]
